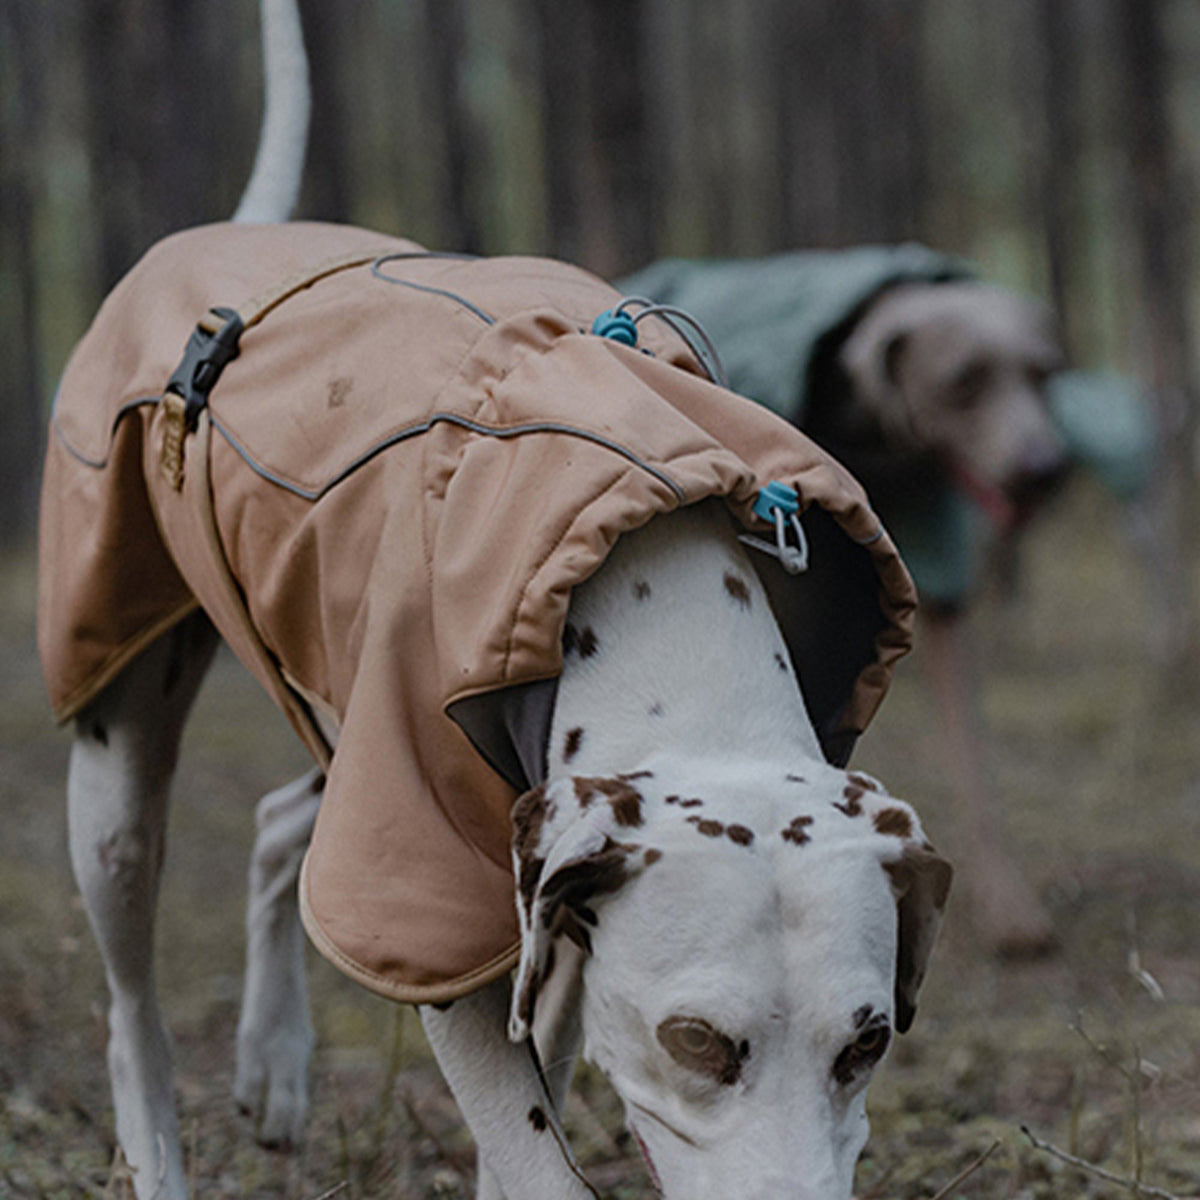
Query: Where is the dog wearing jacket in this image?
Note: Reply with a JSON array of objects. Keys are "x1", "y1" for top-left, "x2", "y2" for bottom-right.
[{"x1": 41, "y1": 3, "x2": 950, "y2": 1198}]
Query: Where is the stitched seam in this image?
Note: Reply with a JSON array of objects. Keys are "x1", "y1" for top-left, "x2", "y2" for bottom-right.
[
  {"x1": 209, "y1": 412, "x2": 687, "y2": 504},
  {"x1": 51, "y1": 397, "x2": 159, "y2": 470}
]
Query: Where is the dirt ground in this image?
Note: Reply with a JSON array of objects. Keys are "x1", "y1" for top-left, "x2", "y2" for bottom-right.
[{"x1": 2, "y1": 477, "x2": 1199, "y2": 1199}]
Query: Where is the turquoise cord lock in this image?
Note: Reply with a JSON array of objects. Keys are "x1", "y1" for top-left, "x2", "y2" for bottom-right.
[
  {"x1": 741, "y1": 481, "x2": 809, "y2": 574},
  {"x1": 752, "y1": 480, "x2": 800, "y2": 521},
  {"x1": 591, "y1": 309, "x2": 639, "y2": 346}
]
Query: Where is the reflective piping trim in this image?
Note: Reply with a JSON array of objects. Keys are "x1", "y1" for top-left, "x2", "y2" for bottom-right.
[
  {"x1": 208, "y1": 412, "x2": 689, "y2": 504},
  {"x1": 51, "y1": 397, "x2": 159, "y2": 470},
  {"x1": 371, "y1": 255, "x2": 497, "y2": 326}
]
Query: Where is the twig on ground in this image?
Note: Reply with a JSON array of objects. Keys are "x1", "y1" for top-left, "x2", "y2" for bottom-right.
[
  {"x1": 1020, "y1": 1124, "x2": 1184, "y2": 1200},
  {"x1": 926, "y1": 1139, "x2": 1001, "y2": 1200},
  {"x1": 306, "y1": 1183, "x2": 351, "y2": 1200}
]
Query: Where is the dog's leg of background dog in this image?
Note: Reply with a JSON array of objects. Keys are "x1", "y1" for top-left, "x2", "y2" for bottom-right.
[
  {"x1": 67, "y1": 612, "x2": 219, "y2": 1200},
  {"x1": 421, "y1": 977, "x2": 597, "y2": 1200},
  {"x1": 234, "y1": 769, "x2": 322, "y2": 1148},
  {"x1": 920, "y1": 610, "x2": 1054, "y2": 956}
]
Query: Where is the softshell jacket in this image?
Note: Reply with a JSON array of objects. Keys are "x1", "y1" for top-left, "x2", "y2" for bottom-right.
[
  {"x1": 40, "y1": 222, "x2": 916, "y2": 1003},
  {"x1": 620, "y1": 247, "x2": 1154, "y2": 604}
]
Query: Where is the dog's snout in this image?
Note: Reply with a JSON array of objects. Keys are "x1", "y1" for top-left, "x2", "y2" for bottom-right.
[{"x1": 1007, "y1": 444, "x2": 1071, "y2": 509}]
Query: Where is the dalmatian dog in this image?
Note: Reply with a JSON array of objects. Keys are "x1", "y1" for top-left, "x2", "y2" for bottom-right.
[{"x1": 56, "y1": 3, "x2": 950, "y2": 1198}]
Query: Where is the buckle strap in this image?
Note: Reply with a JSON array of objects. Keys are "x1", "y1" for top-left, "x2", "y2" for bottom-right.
[
  {"x1": 165, "y1": 305, "x2": 245, "y2": 430},
  {"x1": 157, "y1": 247, "x2": 392, "y2": 490}
]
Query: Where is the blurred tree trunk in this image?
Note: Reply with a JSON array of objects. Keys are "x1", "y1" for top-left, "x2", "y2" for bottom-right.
[
  {"x1": 1036, "y1": 0, "x2": 1086, "y2": 357},
  {"x1": 1116, "y1": 0, "x2": 1199, "y2": 667},
  {"x1": 772, "y1": 0, "x2": 927, "y2": 248},
  {"x1": 421, "y1": 0, "x2": 482, "y2": 251},
  {"x1": 300, "y1": 0, "x2": 354, "y2": 223},
  {"x1": 81, "y1": 0, "x2": 225, "y2": 290},
  {"x1": 0, "y1": 0, "x2": 45, "y2": 545},
  {"x1": 528, "y1": 0, "x2": 652, "y2": 277}
]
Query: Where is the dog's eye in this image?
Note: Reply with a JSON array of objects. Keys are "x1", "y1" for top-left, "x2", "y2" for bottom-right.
[
  {"x1": 657, "y1": 1016, "x2": 749, "y2": 1086},
  {"x1": 831, "y1": 1016, "x2": 892, "y2": 1087},
  {"x1": 948, "y1": 362, "x2": 989, "y2": 410}
]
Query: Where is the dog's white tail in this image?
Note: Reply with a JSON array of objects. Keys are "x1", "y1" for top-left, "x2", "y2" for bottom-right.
[{"x1": 233, "y1": 0, "x2": 310, "y2": 224}]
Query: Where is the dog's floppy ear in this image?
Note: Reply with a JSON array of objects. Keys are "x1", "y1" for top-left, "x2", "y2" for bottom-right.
[
  {"x1": 839, "y1": 292, "x2": 922, "y2": 447},
  {"x1": 884, "y1": 843, "x2": 953, "y2": 1034},
  {"x1": 509, "y1": 778, "x2": 644, "y2": 1042}
]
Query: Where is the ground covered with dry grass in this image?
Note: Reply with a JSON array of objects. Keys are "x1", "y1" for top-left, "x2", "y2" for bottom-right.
[{"x1": 2, "y1": 478, "x2": 1198, "y2": 1198}]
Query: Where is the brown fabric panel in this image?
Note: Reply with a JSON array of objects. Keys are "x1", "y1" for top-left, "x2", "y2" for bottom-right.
[{"x1": 38, "y1": 408, "x2": 196, "y2": 720}]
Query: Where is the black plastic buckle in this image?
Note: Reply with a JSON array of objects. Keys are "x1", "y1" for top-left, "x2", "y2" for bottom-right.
[{"x1": 165, "y1": 306, "x2": 244, "y2": 429}]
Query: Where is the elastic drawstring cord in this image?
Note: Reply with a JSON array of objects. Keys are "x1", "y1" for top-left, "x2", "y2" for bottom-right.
[{"x1": 613, "y1": 296, "x2": 731, "y2": 390}]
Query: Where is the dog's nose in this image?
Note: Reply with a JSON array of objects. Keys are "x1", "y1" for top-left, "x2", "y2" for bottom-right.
[{"x1": 1006, "y1": 448, "x2": 1071, "y2": 511}]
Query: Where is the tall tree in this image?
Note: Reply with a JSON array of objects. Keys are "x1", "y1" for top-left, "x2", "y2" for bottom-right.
[
  {"x1": 0, "y1": 0, "x2": 46, "y2": 544},
  {"x1": 1117, "y1": 0, "x2": 1199, "y2": 666}
]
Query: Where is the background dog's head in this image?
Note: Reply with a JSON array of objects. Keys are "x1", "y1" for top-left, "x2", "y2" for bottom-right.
[
  {"x1": 840, "y1": 281, "x2": 1070, "y2": 525},
  {"x1": 509, "y1": 754, "x2": 951, "y2": 1200}
]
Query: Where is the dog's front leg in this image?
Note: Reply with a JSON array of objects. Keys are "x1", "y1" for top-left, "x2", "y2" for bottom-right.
[
  {"x1": 475, "y1": 940, "x2": 586, "y2": 1200},
  {"x1": 420, "y1": 976, "x2": 597, "y2": 1200},
  {"x1": 234, "y1": 769, "x2": 323, "y2": 1147}
]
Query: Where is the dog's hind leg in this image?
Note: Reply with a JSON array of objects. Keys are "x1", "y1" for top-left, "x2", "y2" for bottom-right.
[
  {"x1": 234, "y1": 768, "x2": 322, "y2": 1148},
  {"x1": 67, "y1": 612, "x2": 219, "y2": 1200}
]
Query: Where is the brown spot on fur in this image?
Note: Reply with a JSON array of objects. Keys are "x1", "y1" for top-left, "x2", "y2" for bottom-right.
[
  {"x1": 649, "y1": 702, "x2": 664, "y2": 717},
  {"x1": 848, "y1": 772, "x2": 881, "y2": 793},
  {"x1": 874, "y1": 807, "x2": 913, "y2": 838},
  {"x1": 619, "y1": 770, "x2": 654, "y2": 781},
  {"x1": 578, "y1": 627, "x2": 599, "y2": 657},
  {"x1": 688, "y1": 817, "x2": 725, "y2": 838},
  {"x1": 633, "y1": 580, "x2": 652, "y2": 600},
  {"x1": 781, "y1": 816, "x2": 814, "y2": 845},
  {"x1": 574, "y1": 777, "x2": 645, "y2": 827},
  {"x1": 727, "y1": 824, "x2": 754, "y2": 846},
  {"x1": 785, "y1": 774, "x2": 807, "y2": 785},
  {"x1": 723, "y1": 572, "x2": 752, "y2": 608},
  {"x1": 835, "y1": 785, "x2": 864, "y2": 817},
  {"x1": 774, "y1": 652, "x2": 788, "y2": 672},
  {"x1": 563, "y1": 623, "x2": 580, "y2": 655},
  {"x1": 644, "y1": 848, "x2": 663, "y2": 865},
  {"x1": 540, "y1": 838, "x2": 633, "y2": 925},
  {"x1": 563, "y1": 727, "x2": 584, "y2": 762},
  {"x1": 666, "y1": 795, "x2": 704, "y2": 809},
  {"x1": 528, "y1": 1106, "x2": 548, "y2": 1132}
]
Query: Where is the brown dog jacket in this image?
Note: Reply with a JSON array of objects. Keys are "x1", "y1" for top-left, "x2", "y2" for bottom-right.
[{"x1": 39, "y1": 222, "x2": 916, "y2": 1003}]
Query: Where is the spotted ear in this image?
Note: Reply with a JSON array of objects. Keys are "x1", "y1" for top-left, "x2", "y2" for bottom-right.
[
  {"x1": 885, "y1": 842, "x2": 953, "y2": 1034},
  {"x1": 509, "y1": 779, "x2": 643, "y2": 1042}
]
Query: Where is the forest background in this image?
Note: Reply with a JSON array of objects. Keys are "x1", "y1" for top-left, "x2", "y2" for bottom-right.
[{"x1": 2, "y1": 2, "x2": 1200, "y2": 1198}]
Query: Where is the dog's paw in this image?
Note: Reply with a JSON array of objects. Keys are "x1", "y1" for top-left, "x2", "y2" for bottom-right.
[{"x1": 234, "y1": 1019, "x2": 314, "y2": 1149}]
